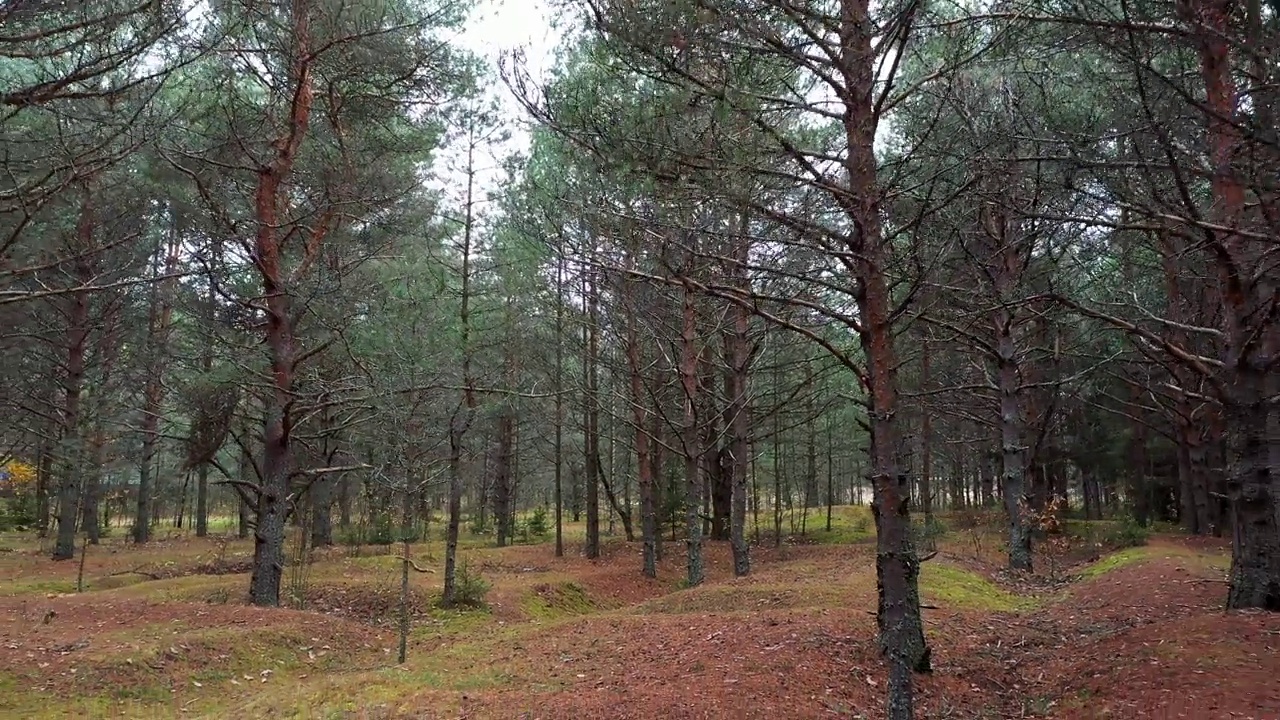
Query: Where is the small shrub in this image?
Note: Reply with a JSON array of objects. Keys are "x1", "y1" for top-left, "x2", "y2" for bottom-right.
[
  {"x1": 1109, "y1": 516, "x2": 1150, "y2": 548},
  {"x1": 367, "y1": 516, "x2": 396, "y2": 546},
  {"x1": 0, "y1": 496, "x2": 36, "y2": 532},
  {"x1": 527, "y1": 506, "x2": 550, "y2": 537},
  {"x1": 339, "y1": 526, "x2": 364, "y2": 558},
  {"x1": 450, "y1": 559, "x2": 490, "y2": 608},
  {"x1": 468, "y1": 514, "x2": 491, "y2": 537}
]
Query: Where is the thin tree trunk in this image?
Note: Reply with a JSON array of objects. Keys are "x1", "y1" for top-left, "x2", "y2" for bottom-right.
[
  {"x1": 53, "y1": 190, "x2": 96, "y2": 561},
  {"x1": 650, "y1": 408, "x2": 665, "y2": 562},
  {"x1": 624, "y1": 284, "x2": 657, "y2": 575},
  {"x1": 919, "y1": 337, "x2": 933, "y2": 520},
  {"x1": 726, "y1": 216, "x2": 752, "y2": 576},
  {"x1": 81, "y1": 303, "x2": 120, "y2": 546},
  {"x1": 583, "y1": 268, "x2": 601, "y2": 559},
  {"x1": 81, "y1": 427, "x2": 106, "y2": 545},
  {"x1": 135, "y1": 208, "x2": 181, "y2": 544},
  {"x1": 238, "y1": 443, "x2": 253, "y2": 539},
  {"x1": 679, "y1": 280, "x2": 703, "y2": 587},
  {"x1": 554, "y1": 252, "x2": 565, "y2": 558},
  {"x1": 36, "y1": 436, "x2": 52, "y2": 538},
  {"x1": 492, "y1": 411, "x2": 515, "y2": 548},
  {"x1": 826, "y1": 412, "x2": 835, "y2": 533},
  {"x1": 442, "y1": 426, "x2": 465, "y2": 606},
  {"x1": 443, "y1": 126, "x2": 479, "y2": 606},
  {"x1": 997, "y1": 317, "x2": 1032, "y2": 571}
]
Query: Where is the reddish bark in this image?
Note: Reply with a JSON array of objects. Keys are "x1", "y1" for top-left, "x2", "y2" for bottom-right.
[
  {"x1": 838, "y1": 2, "x2": 928, "y2": 715},
  {"x1": 1179, "y1": 0, "x2": 1280, "y2": 610},
  {"x1": 248, "y1": 0, "x2": 333, "y2": 607}
]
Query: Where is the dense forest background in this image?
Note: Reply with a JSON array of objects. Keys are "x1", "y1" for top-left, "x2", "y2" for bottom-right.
[{"x1": 0, "y1": 1, "x2": 1275, "y2": 716}]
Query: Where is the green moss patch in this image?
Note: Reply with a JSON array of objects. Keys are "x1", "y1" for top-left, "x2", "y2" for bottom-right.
[
  {"x1": 1076, "y1": 546, "x2": 1158, "y2": 579},
  {"x1": 520, "y1": 581, "x2": 595, "y2": 621},
  {"x1": 920, "y1": 564, "x2": 1037, "y2": 612}
]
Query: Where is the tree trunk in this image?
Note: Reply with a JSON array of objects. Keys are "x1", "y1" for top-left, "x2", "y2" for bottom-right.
[
  {"x1": 583, "y1": 269, "x2": 601, "y2": 559},
  {"x1": 53, "y1": 192, "x2": 96, "y2": 561},
  {"x1": 244, "y1": 0, "x2": 333, "y2": 607},
  {"x1": 311, "y1": 473, "x2": 335, "y2": 547},
  {"x1": 919, "y1": 337, "x2": 933, "y2": 519},
  {"x1": 442, "y1": 426, "x2": 465, "y2": 607},
  {"x1": 1225, "y1": 370, "x2": 1280, "y2": 610},
  {"x1": 998, "y1": 323, "x2": 1032, "y2": 571},
  {"x1": 825, "y1": 413, "x2": 835, "y2": 532},
  {"x1": 134, "y1": 211, "x2": 181, "y2": 544},
  {"x1": 81, "y1": 304, "x2": 119, "y2": 547},
  {"x1": 1181, "y1": 0, "x2": 1280, "y2": 610},
  {"x1": 623, "y1": 285, "x2": 658, "y2": 576},
  {"x1": 81, "y1": 427, "x2": 106, "y2": 545},
  {"x1": 443, "y1": 122, "x2": 479, "y2": 604},
  {"x1": 248, "y1": 241, "x2": 294, "y2": 606},
  {"x1": 194, "y1": 464, "x2": 209, "y2": 538},
  {"x1": 679, "y1": 280, "x2": 704, "y2": 587},
  {"x1": 492, "y1": 412, "x2": 515, "y2": 548},
  {"x1": 650, "y1": 408, "x2": 665, "y2": 562},
  {"x1": 839, "y1": 3, "x2": 929, "y2": 715},
  {"x1": 980, "y1": 450, "x2": 996, "y2": 507},
  {"x1": 337, "y1": 474, "x2": 352, "y2": 530},
  {"x1": 554, "y1": 253, "x2": 566, "y2": 558},
  {"x1": 36, "y1": 437, "x2": 52, "y2": 538}
]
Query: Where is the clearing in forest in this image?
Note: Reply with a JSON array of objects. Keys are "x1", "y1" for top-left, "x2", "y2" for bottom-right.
[{"x1": 0, "y1": 515, "x2": 1276, "y2": 719}]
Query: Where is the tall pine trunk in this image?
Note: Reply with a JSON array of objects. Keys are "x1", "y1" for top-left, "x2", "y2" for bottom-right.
[
  {"x1": 553, "y1": 253, "x2": 566, "y2": 558},
  {"x1": 135, "y1": 208, "x2": 181, "y2": 544},
  {"x1": 1182, "y1": 0, "x2": 1279, "y2": 610},
  {"x1": 679, "y1": 279, "x2": 703, "y2": 587},
  {"x1": 627, "y1": 324, "x2": 657, "y2": 577},
  {"x1": 839, "y1": 3, "x2": 929, "y2": 716},
  {"x1": 583, "y1": 269, "x2": 601, "y2": 559},
  {"x1": 53, "y1": 188, "x2": 96, "y2": 560},
  {"x1": 247, "y1": 1, "x2": 317, "y2": 605},
  {"x1": 725, "y1": 218, "x2": 752, "y2": 575}
]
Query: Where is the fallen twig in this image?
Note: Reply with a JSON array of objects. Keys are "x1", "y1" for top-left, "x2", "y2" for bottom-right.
[
  {"x1": 108, "y1": 567, "x2": 163, "y2": 581},
  {"x1": 395, "y1": 556, "x2": 437, "y2": 573}
]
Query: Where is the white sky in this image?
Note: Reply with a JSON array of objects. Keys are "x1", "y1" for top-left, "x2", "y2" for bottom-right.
[
  {"x1": 433, "y1": 0, "x2": 559, "y2": 204},
  {"x1": 437, "y1": 1, "x2": 894, "y2": 213}
]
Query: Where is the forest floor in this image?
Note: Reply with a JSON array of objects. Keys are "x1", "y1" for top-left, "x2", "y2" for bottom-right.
[{"x1": 0, "y1": 509, "x2": 1276, "y2": 719}]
